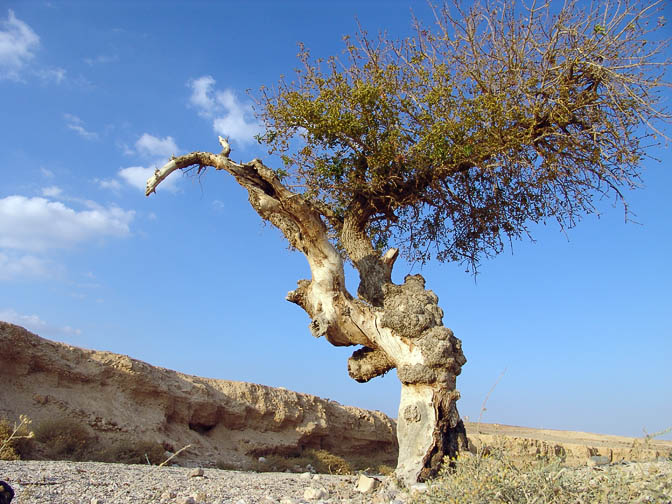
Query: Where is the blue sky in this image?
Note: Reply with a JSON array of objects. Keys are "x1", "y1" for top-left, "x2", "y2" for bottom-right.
[{"x1": 1, "y1": 1, "x2": 670, "y2": 440}]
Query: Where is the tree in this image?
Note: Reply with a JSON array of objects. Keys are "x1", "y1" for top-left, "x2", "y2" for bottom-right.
[{"x1": 146, "y1": 0, "x2": 670, "y2": 484}]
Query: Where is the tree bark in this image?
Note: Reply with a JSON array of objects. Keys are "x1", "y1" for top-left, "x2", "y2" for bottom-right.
[{"x1": 146, "y1": 145, "x2": 468, "y2": 485}]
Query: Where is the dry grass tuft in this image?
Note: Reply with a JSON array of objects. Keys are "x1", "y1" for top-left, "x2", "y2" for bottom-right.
[
  {"x1": 242, "y1": 448, "x2": 395, "y2": 475},
  {"x1": 411, "y1": 447, "x2": 672, "y2": 504},
  {"x1": 0, "y1": 415, "x2": 34, "y2": 460},
  {"x1": 33, "y1": 417, "x2": 95, "y2": 461}
]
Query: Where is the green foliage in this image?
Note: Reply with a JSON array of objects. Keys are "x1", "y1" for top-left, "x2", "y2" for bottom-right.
[
  {"x1": 412, "y1": 449, "x2": 672, "y2": 504},
  {"x1": 257, "y1": 0, "x2": 670, "y2": 270}
]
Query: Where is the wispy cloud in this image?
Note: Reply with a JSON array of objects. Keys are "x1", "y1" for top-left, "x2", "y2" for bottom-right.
[
  {"x1": 0, "y1": 9, "x2": 39, "y2": 81},
  {"x1": 0, "y1": 308, "x2": 82, "y2": 338},
  {"x1": 0, "y1": 195, "x2": 134, "y2": 252},
  {"x1": 135, "y1": 133, "x2": 178, "y2": 158},
  {"x1": 41, "y1": 185, "x2": 63, "y2": 197},
  {"x1": 95, "y1": 178, "x2": 122, "y2": 191},
  {"x1": 64, "y1": 113, "x2": 98, "y2": 140},
  {"x1": 37, "y1": 66, "x2": 66, "y2": 84},
  {"x1": 84, "y1": 53, "x2": 118, "y2": 66},
  {"x1": 0, "y1": 252, "x2": 55, "y2": 280},
  {"x1": 188, "y1": 75, "x2": 261, "y2": 147}
]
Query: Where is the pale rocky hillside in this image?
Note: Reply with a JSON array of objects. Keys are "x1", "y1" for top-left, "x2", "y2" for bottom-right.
[
  {"x1": 0, "y1": 322, "x2": 397, "y2": 469},
  {"x1": 1, "y1": 321, "x2": 669, "y2": 470}
]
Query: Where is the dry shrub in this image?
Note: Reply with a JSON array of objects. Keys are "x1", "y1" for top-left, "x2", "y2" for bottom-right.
[
  {"x1": 0, "y1": 418, "x2": 19, "y2": 460},
  {"x1": 305, "y1": 449, "x2": 352, "y2": 475},
  {"x1": 94, "y1": 440, "x2": 166, "y2": 465},
  {"x1": 249, "y1": 449, "x2": 353, "y2": 474},
  {"x1": 411, "y1": 448, "x2": 672, "y2": 504},
  {"x1": 0, "y1": 415, "x2": 34, "y2": 460},
  {"x1": 216, "y1": 458, "x2": 239, "y2": 471},
  {"x1": 347, "y1": 453, "x2": 397, "y2": 475},
  {"x1": 33, "y1": 418, "x2": 95, "y2": 461}
]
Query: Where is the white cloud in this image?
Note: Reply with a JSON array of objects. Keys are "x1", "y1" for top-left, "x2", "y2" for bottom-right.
[
  {"x1": 189, "y1": 75, "x2": 216, "y2": 113},
  {"x1": 40, "y1": 167, "x2": 54, "y2": 178},
  {"x1": 41, "y1": 185, "x2": 62, "y2": 197},
  {"x1": 0, "y1": 252, "x2": 54, "y2": 280},
  {"x1": 0, "y1": 9, "x2": 39, "y2": 80},
  {"x1": 0, "y1": 308, "x2": 81, "y2": 337},
  {"x1": 118, "y1": 165, "x2": 178, "y2": 193},
  {"x1": 37, "y1": 66, "x2": 66, "y2": 83},
  {"x1": 106, "y1": 134, "x2": 181, "y2": 193},
  {"x1": 96, "y1": 178, "x2": 122, "y2": 191},
  {"x1": 188, "y1": 75, "x2": 261, "y2": 146},
  {"x1": 64, "y1": 113, "x2": 98, "y2": 140},
  {"x1": 135, "y1": 133, "x2": 178, "y2": 158},
  {"x1": 0, "y1": 195, "x2": 134, "y2": 252},
  {"x1": 118, "y1": 166, "x2": 156, "y2": 191}
]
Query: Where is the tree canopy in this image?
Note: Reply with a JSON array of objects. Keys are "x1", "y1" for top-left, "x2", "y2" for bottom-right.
[{"x1": 257, "y1": 0, "x2": 670, "y2": 271}]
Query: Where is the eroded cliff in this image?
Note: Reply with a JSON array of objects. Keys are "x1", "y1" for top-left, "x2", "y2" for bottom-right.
[{"x1": 0, "y1": 322, "x2": 398, "y2": 468}]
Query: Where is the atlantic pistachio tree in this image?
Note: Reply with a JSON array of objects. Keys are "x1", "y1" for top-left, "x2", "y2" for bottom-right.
[{"x1": 146, "y1": 0, "x2": 670, "y2": 484}]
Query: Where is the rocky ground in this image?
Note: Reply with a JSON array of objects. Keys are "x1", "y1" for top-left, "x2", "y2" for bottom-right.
[
  {"x1": 2, "y1": 458, "x2": 672, "y2": 504},
  {"x1": 0, "y1": 460, "x2": 406, "y2": 504}
]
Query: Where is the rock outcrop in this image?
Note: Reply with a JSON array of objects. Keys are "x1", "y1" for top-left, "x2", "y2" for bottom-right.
[
  {"x1": 0, "y1": 322, "x2": 398, "y2": 468},
  {"x1": 465, "y1": 422, "x2": 672, "y2": 466}
]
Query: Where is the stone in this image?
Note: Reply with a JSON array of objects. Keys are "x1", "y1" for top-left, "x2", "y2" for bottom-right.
[
  {"x1": 299, "y1": 472, "x2": 312, "y2": 480},
  {"x1": 192, "y1": 490, "x2": 208, "y2": 502},
  {"x1": 279, "y1": 498, "x2": 298, "y2": 504},
  {"x1": 176, "y1": 498, "x2": 196, "y2": 504},
  {"x1": 587, "y1": 455, "x2": 611, "y2": 467},
  {"x1": 410, "y1": 483, "x2": 428, "y2": 493},
  {"x1": 355, "y1": 474, "x2": 381, "y2": 494},
  {"x1": 189, "y1": 467, "x2": 205, "y2": 477},
  {"x1": 258, "y1": 456, "x2": 267, "y2": 463},
  {"x1": 303, "y1": 487, "x2": 328, "y2": 500},
  {"x1": 90, "y1": 499, "x2": 104, "y2": 504},
  {"x1": 161, "y1": 490, "x2": 177, "y2": 500}
]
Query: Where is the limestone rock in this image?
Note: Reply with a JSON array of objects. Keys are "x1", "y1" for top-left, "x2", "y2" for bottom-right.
[
  {"x1": 189, "y1": 468, "x2": 204, "y2": 478},
  {"x1": 355, "y1": 474, "x2": 380, "y2": 494},
  {"x1": 0, "y1": 322, "x2": 397, "y2": 469},
  {"x1": 303, "y1": 487, "x2": 328, "y2": 500},
  {"x1": 464, "y1": 422, "x2": 671, "y2": 467},
  {"x1": 587, "y1": 455, "x2": 611, "y2": 467}
]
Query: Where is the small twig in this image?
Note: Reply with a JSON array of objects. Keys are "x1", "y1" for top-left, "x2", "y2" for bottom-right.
[
  {"x1": 109, "y1": 444, "x2": 192, "y2": 501},
  {"x1": 477, "y1": 368, "x2": 507, "y2": 434},
  {"x1": 0, "y1": 414, "x2": 34, "y2": 458}
]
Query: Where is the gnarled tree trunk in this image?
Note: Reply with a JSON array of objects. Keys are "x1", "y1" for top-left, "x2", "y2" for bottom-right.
[{"x1": 146, "y1": 142, "x2": 468, "y2": 484}]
